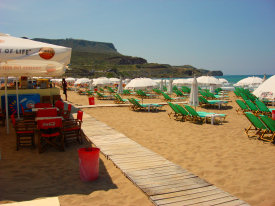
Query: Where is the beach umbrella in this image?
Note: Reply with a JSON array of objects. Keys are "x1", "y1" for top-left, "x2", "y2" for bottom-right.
[
  {"x1": 65, "y1": 77, "x2": 75, "y2": 82},
  {"x1": 234, "y1": 76, "x2": 263, "y2": 87},
  {"x1": 117, "y1": 76, "x2": 123, "y2": 94},
  {"x1": 197, "y1": 76, "x2": 222, "y2": 86},
  {"x1": 218, "y1": 78, "x2": 229, "y2": 85},
  {"x1": 263, "y1": 74, "x2": 267, "y2": 82},
  {"x1": 160, "y1": 79, "x2": 163, "y2": 91},
  {"x1": 0, "y1": 33, "x2": 71, "y2": 134},
  {"x1": 253, "y1": 75, "x2": 275, "y2": 99},
  {"x1": 109, "y1": 77, "x2": 120, "y2": 84},
  {"x1": 92, "y1": 77, "x2": 111, "y2": 86},
  {"x1": 189, "y1": 76, "x2": 199, "y2": 110},
  {"x1": 74, "y1": 78, "x2": 90, "y2": 86},
  {"x1": 168, "y1": 79, "x2": 173, "y2": 94},
  {"x1": 173, "y1": 78, "x2": 194, "y2": 86},
  {"x1": 89, "y1": 79, "x2": 94, "y2": 91},
  {"x1": 125, "y1": 78, "x2": 157, "y2": 90}
]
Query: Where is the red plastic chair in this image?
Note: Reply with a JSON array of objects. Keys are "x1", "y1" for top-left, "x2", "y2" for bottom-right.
[
  {"x1": 37, "y1": 118, "x2": 64, "y2": 153},
  {"x1": 11, "y1": 113, "x2": 36, "y2": 150},
  {"x1": 36, "y1": 108, "x2": 57, "y2": 117},
  {"x1": 63, "y1": 110, "x2": 83, "y2": 145},
  {"x1": 35, "y1": 103, "x2": 52, "y2": 108},
  {"x1": 55, "y1": 100, "x2": 64, "y2": 116},
  {"x1": 20, "y1": 104, "x2": 35, "y2": 119},
  {"x1": 62, "y1": 104, "x2": 72, "y2": 119}
]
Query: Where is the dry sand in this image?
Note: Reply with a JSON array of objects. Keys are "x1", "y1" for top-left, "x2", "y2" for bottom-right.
[{"x1": 1, "y1": 89, "x2": 275, "y2": 206}]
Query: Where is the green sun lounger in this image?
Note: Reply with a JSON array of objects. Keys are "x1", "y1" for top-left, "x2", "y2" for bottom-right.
[
  {"x1": 162, "y1": 93, "x2": 185, "y2": 101},
  {"x1": 259, "y1": 115, "x2": 275, "y2": 142},
  {"x1": 174, "y1": 104, "x2": 191, "y2": 121},
  {"x1": 199, "y1": 96, "x2": 228, "y2": 109},
  {"x1": 114, "y1": 94, "x2": 128, "y2": 104},
  {"x1": 244, "y1": 112, "x2": 267, "y2": 138},
  {"x1": 255, "y1": 100, "x2": 275, "y2": 115},
  {"x1": 167, "y1": 102, "x2": 181, "y2": 119},
  {"x1": 96, "y1": 91, "x2": 114, "y2": 100},
  {"x1": 107, "y1": 87, "x2": 116, "y2": 93},
  {"x1": 184, "y1": 105, "x2": 226, "y2": 124},
  {"x1": 128, "y1": 98, "x2": 163, "y2": 111},
  {"x1": 245, "y1": 100, "x2": 259, "y2": 114},
  {"x1": 235, "y1": 99, "x2": 250, "y2": 113}
]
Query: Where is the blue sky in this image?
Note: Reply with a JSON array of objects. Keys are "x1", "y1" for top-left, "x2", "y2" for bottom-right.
[{"x1": 1, "y1": 0, "x2": 274, "y2": 75}]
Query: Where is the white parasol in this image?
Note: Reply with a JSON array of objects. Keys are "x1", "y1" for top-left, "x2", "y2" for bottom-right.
[
  {"x1": 0, "y1": 33, "x2": 71, "y2": 134},
  {"x1": 253, "y1": 75, "x2": 275, "y2": 99},
  {"x1": 189, "y1": 76, "x2": 199, "y2": 110},
  {"x1": 125, "y1": 78, "x2": 157, "y2": 90}
]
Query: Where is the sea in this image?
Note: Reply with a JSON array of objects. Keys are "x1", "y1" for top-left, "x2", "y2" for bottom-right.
[{"x1": 216, "y1": 74, "x2": 272, "y2": 85}]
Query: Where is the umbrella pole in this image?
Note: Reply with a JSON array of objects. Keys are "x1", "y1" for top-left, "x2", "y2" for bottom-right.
[
  {"x1": 16, "y1": 77, "x2": 20, "y2": 119},
  {"x1": 5, "y1": 77, "x2": 9, "y2": 134}
]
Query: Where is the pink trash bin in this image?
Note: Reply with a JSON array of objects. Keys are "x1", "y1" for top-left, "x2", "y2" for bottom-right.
[{"x1": 78, "y1": 147, "x2": 100, "y2": 181}]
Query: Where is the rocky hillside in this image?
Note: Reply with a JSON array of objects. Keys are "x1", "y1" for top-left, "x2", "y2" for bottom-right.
[{"x1": 33, "y1": 38, "x2": 223, "y2": 78}]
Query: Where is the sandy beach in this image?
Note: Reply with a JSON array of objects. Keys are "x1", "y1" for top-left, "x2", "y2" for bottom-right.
[{"x1": 1, "y1": 89, "x2": 275, "y2": 206}]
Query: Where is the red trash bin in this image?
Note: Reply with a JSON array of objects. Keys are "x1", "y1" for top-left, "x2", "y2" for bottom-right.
[
  {"x1": 78, "y1": 147, "x2": 100, "y2": 181},
  {"x1": 88, "y1": 97, "x2": 95, "y2": 105},
  {"x1": 94, "y1": 88, "x2": 98, "y2": 92},
  {"x1": 272, "y1": 110, "x2": 275, "y2": 120}
]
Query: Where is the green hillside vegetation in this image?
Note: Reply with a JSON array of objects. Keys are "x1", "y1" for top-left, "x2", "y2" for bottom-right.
[{"x1": 33, "y1": 38, "x2": 223, "y2": 78}]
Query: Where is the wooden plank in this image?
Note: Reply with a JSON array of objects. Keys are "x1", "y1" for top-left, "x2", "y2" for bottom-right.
[
  {"x1": 134, "y1": 174, "x2": 197, "y2": 188},
  {"x1": 143, "y1": 181, "x2": 211, "y2": 196},
  {"x1": 109, "y1": 153, "x2": 159, "y2": 161},
  {"x1": 138, "y1": 177, "x2": 208, "y2": 190},
  {"x1": 215, "y1": 199, "x2": 248, "y2": 206},
  {"x1": 185, "y1": 195, "x2": 238, "y2": 206},
  {"x1": 112, "y1": 156, "x2": 167, "y2": 164},
  {"x1": 129, "y1": 171, "x2": 194, "y2": 182},
  {"x1": 127, "y1": 169, "x2": 191, "y2": 179},
  {"x1": 150, "y1": 185, "x2": 218, "y2": 201},
  {"x1": 117, "y1": 161, "x2": 173, "y2": 171},
  {"x1": 155, "y1": 188, "x2": 223, "y2": 205}
]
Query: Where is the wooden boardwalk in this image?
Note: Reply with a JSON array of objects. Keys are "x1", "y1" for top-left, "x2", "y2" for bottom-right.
[
  {"x1": 79, "y1": 111, "x2": 249, "y2": 206},
  {"x1": 74, "y1": 101, "x2": 187, "y2": 109}
]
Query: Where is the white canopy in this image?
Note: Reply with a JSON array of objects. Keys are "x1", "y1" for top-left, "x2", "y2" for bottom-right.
[
  {"x1": 253, "y1": 75, "x2": 275, "y2": 99},
  {"x1": 0, "y1": 33, "x2": 71, "y2": 77},
  {"x1": 197, "y1": 76, "x2": 222, "y2": 86},
  {"x1": 125, "y1": 78, "x2": 157, "y2": 90},
  {"x1": 234, "y1": 76, "x2": 263, "y2": 87},
  {"x1": 92, "y1": 77, "x2": 111, "y2": 86}
]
